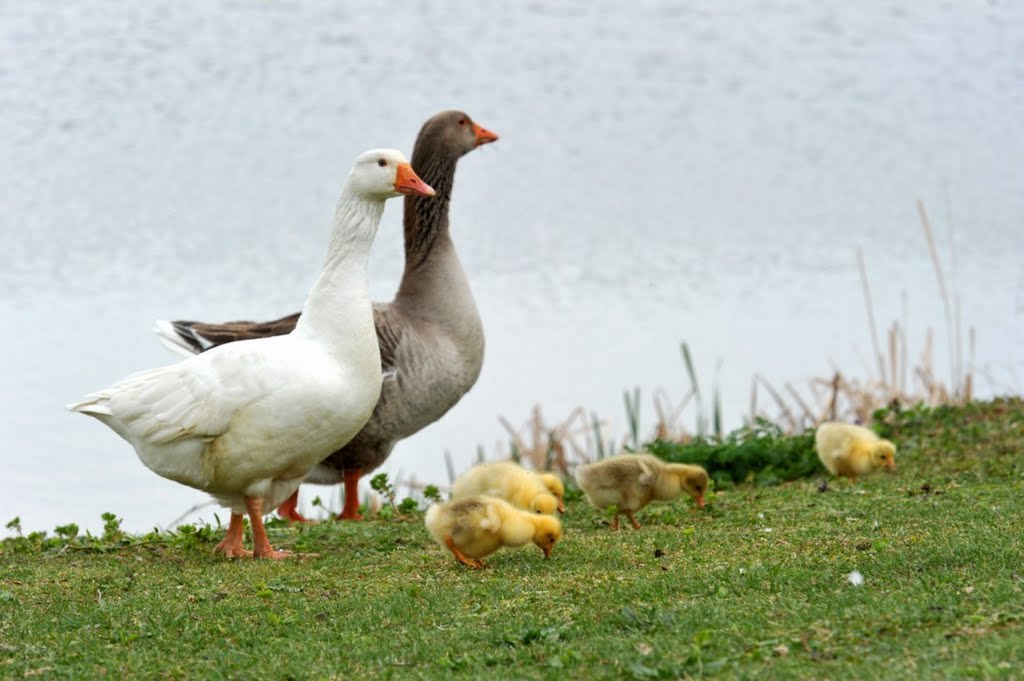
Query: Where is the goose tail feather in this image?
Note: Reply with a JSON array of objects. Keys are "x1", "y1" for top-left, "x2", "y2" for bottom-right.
[{"x1": 153, "y1": 320, "x2": 204, "y2": 357}]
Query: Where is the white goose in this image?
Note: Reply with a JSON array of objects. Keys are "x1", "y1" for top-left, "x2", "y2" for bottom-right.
[{"x1": 68, "y1": 149, "x2": 435, "y2": 559}]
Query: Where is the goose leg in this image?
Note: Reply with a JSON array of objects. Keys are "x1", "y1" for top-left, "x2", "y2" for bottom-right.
[
  {"x1": 444, "y1": 535, "x2": 483, "y2": 569},
  {"x1": 626, "y1": 511, "x2": 642, "y2": 530},
  {"x1": 336, "y1": 469, "x2": 364, "y2": 520},
  {"x1": 245, "y1": 497, "x2": 291, "y2": 559},
  {"x1": 213, "y1": 513, "x2": 252, "y2": 558},
  {"x1": 610, "y1": 514, "x2": 620, "y2": 531},
  {"x1": 275, "y1": 491, "x2": 310, "y2": 523}
]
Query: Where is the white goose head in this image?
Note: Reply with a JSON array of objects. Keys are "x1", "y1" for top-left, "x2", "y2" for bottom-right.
[{"x1": 347, "y1": 149, "x2": 436, "y2": 199}]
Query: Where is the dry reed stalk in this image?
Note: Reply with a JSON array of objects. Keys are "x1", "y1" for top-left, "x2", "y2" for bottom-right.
[
  {"x1": 784, "y1": 381, "x2": 815, "y2": 426},
  {"x1": 966, "y1": 326, "x2": 975, "y2": 401},
  {"x1": 900, "y1": 291, "x2": 909, "y2": 395},
  {"x1": 888, "y1": 323, "x2": 899, "y2": 399},
  {"x1": 652, "y1": 387, "x2": 694, "y2": 441},
  {"x1": 443, "y1": 450, "x2": 456, "y2": 486},
  {"x1": 749, "y1": 376, "x2": 758, "y2": 425},
  {"x1": 755, "y1": 374, "x2": 798, "y2": 431},
  {"x1": 166, "y1": 500, "x2": 217, "y2": 530},
  {"x1": 857, "y1": 247, "x2": 886, "y2": 382},
  {"x1": 400, "y1": 478, "x2": 451, "y2": 497},
  {"x1": 946, "y1": 193, "x2": 965, "y2": 393},
  {"x1": 828, "y1": 373, "x2": 841, "y2": 421},
  {"x1": 918, "y1": 199, "x2": 966, "y2": 399},
  {"x1": 498, "y1": 405, "x2": 592, "y2": 473}
]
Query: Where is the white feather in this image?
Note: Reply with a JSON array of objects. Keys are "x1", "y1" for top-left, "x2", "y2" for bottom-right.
[{"x1": 153, "y1": 320, "x2": 201, "y2": 358}]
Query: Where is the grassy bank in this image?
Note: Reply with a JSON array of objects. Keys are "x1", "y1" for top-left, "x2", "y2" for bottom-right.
[{"x1": 3, "y1": 398, "x2": 1022, "y2": 679}]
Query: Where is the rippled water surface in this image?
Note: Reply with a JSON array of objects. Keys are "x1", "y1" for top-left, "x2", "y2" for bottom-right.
[{"x1": 2, "y1": 2, "x2": 1022, "y2": 531}]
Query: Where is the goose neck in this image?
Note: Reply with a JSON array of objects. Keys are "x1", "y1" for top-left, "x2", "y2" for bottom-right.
[
  {"x1": 296, "y1": 191, "x2": 384, "y2": 339},
  {"x1": 401, "y1": 154, "x2": 457, "y2": 271}
]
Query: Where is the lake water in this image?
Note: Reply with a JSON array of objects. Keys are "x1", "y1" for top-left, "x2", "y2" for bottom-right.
[{"x1": 2, "y1": 1, "x2": 1021, "y2": 533}]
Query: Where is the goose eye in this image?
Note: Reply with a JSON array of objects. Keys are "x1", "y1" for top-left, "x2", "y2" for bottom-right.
[
  {"x1": 458, "y1": 118, "x2": 466, "y2": 126},
  {"x1": 377, "y1": 159, "x2": 387, "y2": 167}
]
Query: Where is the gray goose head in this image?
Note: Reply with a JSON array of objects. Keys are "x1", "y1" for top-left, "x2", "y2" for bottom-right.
[{"x1": 412, "y1": 110, "x2": 499, "y2": 169}]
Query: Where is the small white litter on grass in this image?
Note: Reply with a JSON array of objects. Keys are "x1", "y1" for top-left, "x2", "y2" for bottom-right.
[{"x1": 847, "y1": 571, "x2": 865, "y2": 587}]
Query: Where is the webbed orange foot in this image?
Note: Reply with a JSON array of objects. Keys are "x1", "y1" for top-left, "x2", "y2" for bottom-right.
[{"x1": 213, "y1": 513, "x2": 252, "y2": 558}]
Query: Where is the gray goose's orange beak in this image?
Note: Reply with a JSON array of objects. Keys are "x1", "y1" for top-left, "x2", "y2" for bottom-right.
[
  {"x1": 472, "y1": 122, "x2": 499, "y2": 146},
  {"x1": 394, "y1": 163, "x2": 435, "y2": 197}
]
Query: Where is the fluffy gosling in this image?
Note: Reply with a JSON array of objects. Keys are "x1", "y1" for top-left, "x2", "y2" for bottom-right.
[
  {"x1": 815, "y1": 422, "x2": 896, "y2": 481},
  {"x1": 575, "y1": 453, "x2": 708, "y2": 530},
  {"x1": 424, "y1": 496, "x2": 563, "y2": 568},
  {"x1": 450, "y1": 461, "x2": 560, "y2": 515}
]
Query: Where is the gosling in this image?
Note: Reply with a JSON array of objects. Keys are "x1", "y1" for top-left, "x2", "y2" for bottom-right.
[
  {"x1": 425, "y1": 496, "x2": 563, "y2": 569},
  {"x1": 451, "y1": 461, "x2": 560, "y2": 515},
  {"x1": 575, "y1": 453, "x2": 708, "y2": 530},
  {"x1": 815, "y1": 422, "x2": 896, "y2": 481}
]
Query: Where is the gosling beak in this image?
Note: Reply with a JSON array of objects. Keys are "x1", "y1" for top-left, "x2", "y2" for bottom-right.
[
  {"x1": 472, "y1": 122, "x2": 499, "y2": 146},
  {"x1": 696, "y1": 495, "x2": 706, "y2": 508},
  {"x1": 542, "y1": 545, "x2": 553, "y2": 559},
  {"x1": 394, "y1": 163, "x2": 435, "y2": 197},
  {"x1": 887, "y1": 461, "x2": 896, "y2": 471},
  {"x1": 557, "y1": 501, "x2": 566, "y2": 514}
]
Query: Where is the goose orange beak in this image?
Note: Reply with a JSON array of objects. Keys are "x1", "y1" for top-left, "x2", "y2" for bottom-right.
[
  {"x1": 557, "y1": 501, "x2": 566, "y2": 514},
  {"x1": 394, "y1": 163, "x2": 435, "y2": 196},
  {"x1": 696, "y1": 495, "x2": 706, "y2": 508},
  {"x1": 472, "y1": 122, "x2": 499, "y2": 146},
  {"x1": 542, "y1": 545, "x2": 553, "y2": 559}
]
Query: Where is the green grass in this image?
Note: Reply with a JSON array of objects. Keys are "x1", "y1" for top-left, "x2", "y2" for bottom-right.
[{"x1": 3, "y1": 398, "x2": 1023, "y2": 679}]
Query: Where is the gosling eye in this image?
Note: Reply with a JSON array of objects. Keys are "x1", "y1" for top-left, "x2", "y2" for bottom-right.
[
  {"x1": 458, "y1": 118, "x2": 466, "y2": 126},
  {"x1": 377, "y1": 158, "x2": 387, "y2": 167}
]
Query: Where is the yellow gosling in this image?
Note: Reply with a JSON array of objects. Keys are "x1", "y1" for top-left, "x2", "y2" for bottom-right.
[
  {"x1": 575, "y1": 453, "x2": 708, "y2": 530},
  {"x1": 815, "y1": 422, "x2": 896, "y2": 481},
  {"x1": 424, "y1": 496, "x2": 563, "y2": 568},
  {"x1": 451, "y1": 461, "x2": 559, "y2": 515}
]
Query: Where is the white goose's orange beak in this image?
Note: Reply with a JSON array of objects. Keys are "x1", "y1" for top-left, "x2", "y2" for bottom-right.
[
  {"x1": 394, "y1": 163, "x2": 435, "y2": 197},
  {"x1": 472, "y1": 122, "x2": 499, "y2": 146}
]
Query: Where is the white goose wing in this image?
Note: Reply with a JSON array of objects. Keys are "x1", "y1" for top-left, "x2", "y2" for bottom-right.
[{"x1": 70, "y1": 340, "x2": 289, "y2": 447}]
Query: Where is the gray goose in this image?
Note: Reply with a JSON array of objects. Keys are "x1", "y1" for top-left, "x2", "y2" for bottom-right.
[{"x1": 155, "y1": 110, "x2": 498, "y2": 521}]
